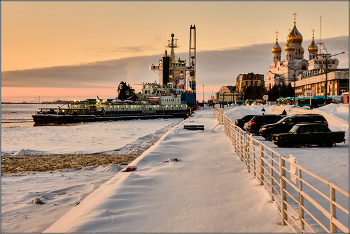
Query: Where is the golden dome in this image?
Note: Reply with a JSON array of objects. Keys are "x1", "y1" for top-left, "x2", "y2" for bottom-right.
[
  {"x1": 272, "y1": 39, "x2": 282, "y2": 53},
  {"x1": 308, "y1": 35, "x2": 318, "y2": 53},
  {"x1": 288, "y1": 25, "x2": 303, "y2": 43},
  {"x1": 285, "y1": 41, "x2": 295, "y2": 51}
]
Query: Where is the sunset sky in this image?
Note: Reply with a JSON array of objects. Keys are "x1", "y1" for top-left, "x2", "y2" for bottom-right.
[{"x1": 1, "y1": 1, "x2": 349, "y2": 102}]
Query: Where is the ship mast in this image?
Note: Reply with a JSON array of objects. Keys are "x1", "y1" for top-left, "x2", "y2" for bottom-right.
[
  {"x1": 168, "y1": 33, "x2": 178, "y2": 63},
  {"x1": 188, "y1": 25, "x2": 196, "y2": 93}
]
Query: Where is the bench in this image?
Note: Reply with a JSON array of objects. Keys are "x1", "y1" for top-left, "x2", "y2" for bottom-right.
[{"x1": 184, "y1": 125, "x2": 204, "y2": 130}]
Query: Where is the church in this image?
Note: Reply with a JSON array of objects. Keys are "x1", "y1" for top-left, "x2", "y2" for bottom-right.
[{"x1": 264, "y1": 13, "x2": 342, "y2": 93}]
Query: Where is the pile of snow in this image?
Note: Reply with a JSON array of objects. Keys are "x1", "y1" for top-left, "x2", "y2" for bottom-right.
[
  {"x1": 101, "y1": 123, "x2": 179, "y2": 155},
  {"x1": 100, "y1": 163, "x2": 123, "y2": 172},
  {"x1": 13, "y1": 149, "x2": 47, "y2": 156}
]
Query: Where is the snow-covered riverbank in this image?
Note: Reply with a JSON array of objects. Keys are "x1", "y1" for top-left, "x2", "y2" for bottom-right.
[{"x1": 1, "y1": 104, "x2": 348, "y2": 233}]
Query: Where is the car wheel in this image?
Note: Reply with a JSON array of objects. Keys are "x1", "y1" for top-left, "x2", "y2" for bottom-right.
[
  {"x1": 324, "y1": 139, "x2": 334, "y2": 147},
  {"x1": 267, "y1": 132, "x2": 276, "y2": 141}
]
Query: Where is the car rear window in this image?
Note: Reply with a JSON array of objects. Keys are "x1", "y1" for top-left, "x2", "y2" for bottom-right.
[
  {"x1": 296, "y1": 116, "x2": 310, "y2": 123},
  {"x1": 250, "y1": 116, "x2": 258, "y2": 122},
  {"x1": 243, "y1": 115, "x2": 255, "y2": 121},
  {"x1": 310, "y1": 116, "x2": 326, "y2": 123},
  {"x1": 310, "y1": 125, "x2": 324, "y2": 132},
  {"x1": 263, "y1": 116, "x2": 273, "y2": 123},
  {"x1": 298, "y1": 125, "x2": 311, "y2": 133},
  {"x1": 284, "y1": 117, "x2": 296, "y2": 124},
  {"x1": 265, "y1": 115, "x2": 282, "y2": 123},
  {"x1": 290, "y1": 125, "x2": 299, "y2": 133}
]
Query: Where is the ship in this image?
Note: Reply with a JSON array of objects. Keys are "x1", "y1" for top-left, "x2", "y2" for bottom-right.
[{"x1": 32, "y1": 25, "x2": 197, "y2": 125}]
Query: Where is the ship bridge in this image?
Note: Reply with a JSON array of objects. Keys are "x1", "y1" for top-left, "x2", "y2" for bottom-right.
[{"x1": 150, "y1": 25, "x2": 196, "y2": 95}]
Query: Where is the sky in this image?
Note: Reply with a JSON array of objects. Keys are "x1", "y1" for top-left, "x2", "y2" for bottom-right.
[{"x1": 1, "y1": 1, "x2": 349, "y2": 102}]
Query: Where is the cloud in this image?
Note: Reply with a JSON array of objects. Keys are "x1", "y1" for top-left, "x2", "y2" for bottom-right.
[
  {"x1": 2, "y1": 36, "x2": 348, "y2": 89},
  {"x1": 82, "y1": 45, "x2": 156, "y2": 54}
]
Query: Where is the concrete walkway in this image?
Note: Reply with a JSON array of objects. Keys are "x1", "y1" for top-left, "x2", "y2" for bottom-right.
[{"x1": 45, "y1": 108, "x2": 291, "y2": 233}]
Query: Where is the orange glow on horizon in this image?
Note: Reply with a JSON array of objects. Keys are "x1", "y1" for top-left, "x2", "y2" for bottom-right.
[
  {"x1": 2, "y1": 85, "x2": 219, "y2": 103},
  {"x1": 1, "y1": 87, "x2": 123, "y2": 103}
]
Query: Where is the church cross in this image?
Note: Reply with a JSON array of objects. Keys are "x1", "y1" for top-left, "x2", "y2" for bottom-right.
[
  {"x1": 275, "y1": 31, "x2": 278, "y2": 41},
  {"x1": 293, "y1": 12, "x2": 297, "y2": 24},
  {"x1": 312, "y1": 29, "x2": 315, "y2": 38}
]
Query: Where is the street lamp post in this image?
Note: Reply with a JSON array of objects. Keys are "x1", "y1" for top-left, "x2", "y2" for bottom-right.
[
  {"x1": 203, "y1": 85, "x2": 204, "y2": 105},
  {"x1": 320, "y1": 52, "x2": 345, "y2": 106}
]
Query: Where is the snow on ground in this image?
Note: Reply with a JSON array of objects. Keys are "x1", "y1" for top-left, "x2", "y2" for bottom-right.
[
  {"x1": 1, "y1": 118, "x2": 182, "y2": 233},
  {"x1": 44, "y1": 109, "x2": 290, "y2": 233},
  {"x1": 224, "y1": 104, "x2": 349, "y2": 230},
  {"x1": 2, "y1": 105, "x2": 348, "y2": 233},
  {"x1": 224, "y1": 104, "x2": 348, "y2": 190},
  {"x1": 1, "y1": 165, "x2": 123, "y2": 233},
  {"x1": 1, "y1": 118, "x2": 182, "y2": 156}
]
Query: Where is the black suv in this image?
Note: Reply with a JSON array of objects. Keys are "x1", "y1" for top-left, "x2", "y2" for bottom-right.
[
  {"x1": 234, "y1": 115, "x2": 257, "y2": 129},
  {"x1": 245, "y1": 114, "x2": 285, "y2": 135},
  {"x1": 259, "y1": 114, "x2": 328, "y2": 140}
]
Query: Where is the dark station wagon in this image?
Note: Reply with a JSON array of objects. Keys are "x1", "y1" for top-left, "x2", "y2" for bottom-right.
[
  {"x1": 272, "y1": 123, "x2": 345, "y2": 147},
  {"x1": 259, "y1": 114, "x2": 328, "y2": 141}
]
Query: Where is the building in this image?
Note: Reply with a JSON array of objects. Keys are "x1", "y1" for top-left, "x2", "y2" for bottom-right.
[
  {"x1": 264, "y1": 13, "x2": 346, "y2": 92},
  {"x1": 293, "y1": 69, "x2": 349, "y2": 97},
  {"x1": 215, "y1": 86, "x2": 235, "y2": 103},
  {"x1": 235, "y1": 73, "x2": 264, "y2": 101}
]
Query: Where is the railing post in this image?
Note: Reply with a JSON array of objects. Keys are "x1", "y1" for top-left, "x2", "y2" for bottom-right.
[
  {"x1": 279, "y1": 156, "x2": 287, "y2": 225},
  {"x1": 221, "y1": 109, "x2": 223, "y2": 123},
  {"x1": 246, "y1": 134, "x2": 250, "y2": 173},
  {"x1": 270, "y1": 151, "x2": 274, "y2": 202},
  {"x1": 244, "y1": 135, "x2": 247, "y2": 165},
  {"x1": 231, "y1": 126, "x2": 234, "y2": 145},
  {"x1": 239, "y1": 131, "x2": 242, "y2": 161},
  {"x1": 259, "y1": 143, "x2": 264, "y2": 186},
  {"x1": 252, "y1": 136, "x2": 256, "y2": 178},
  {"x1": 330, "y1": 186, "x2": 337, "y2": 233},
  {"x1": 298, "y1": 169, "x2": 305, "y2": 233}
]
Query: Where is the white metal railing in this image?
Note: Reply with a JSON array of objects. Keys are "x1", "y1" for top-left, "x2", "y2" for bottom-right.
[{"x1": 213, "y1": 107, "x2": 349, "y2": 233}]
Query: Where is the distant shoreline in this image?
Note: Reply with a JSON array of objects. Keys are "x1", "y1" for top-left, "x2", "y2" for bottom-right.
[
  {"x1": 1, "y1": 102, "x2": 68, "y2": 104},
  {"x1": 1, "y1": 154, "x2": 140, "y2": 175}
]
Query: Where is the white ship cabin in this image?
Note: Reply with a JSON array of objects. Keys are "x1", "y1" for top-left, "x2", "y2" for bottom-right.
[
  {"x1": 70, "y1": 100, "x2": 94, "y2": 109},
  {"x1": 70, "y1": 83, "x2": 188, "y2": 113}
]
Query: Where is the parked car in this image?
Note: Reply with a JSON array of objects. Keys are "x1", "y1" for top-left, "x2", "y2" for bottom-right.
[
  {"x1": 259, "y1": 114, "x2": 328, "y2": 141},
  {"x1": 245, "y1": 114, "x2": 285, "y2": 135},
  {"x1": 271, "y1": 123, "x2": 345, "y2": 147},
  {"x1": 234, "y1": 115, "x2": 257, "y2": 129}
]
